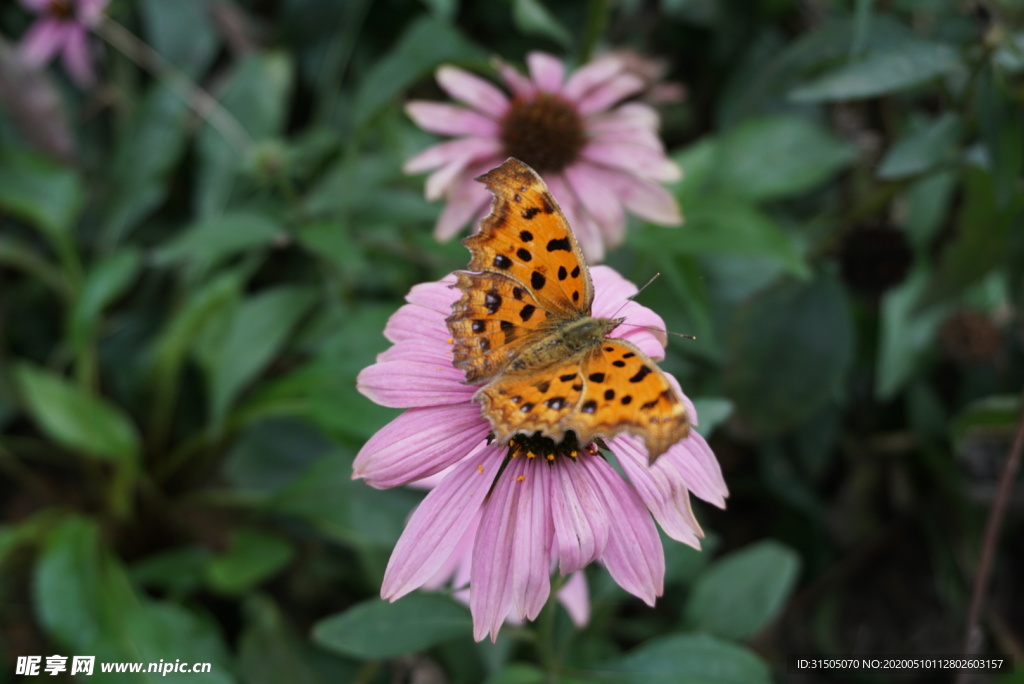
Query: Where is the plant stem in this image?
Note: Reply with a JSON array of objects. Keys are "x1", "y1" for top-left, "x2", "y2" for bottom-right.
[{"x1": 956, "y1": 387, "x2": 1024, "y2": 683}]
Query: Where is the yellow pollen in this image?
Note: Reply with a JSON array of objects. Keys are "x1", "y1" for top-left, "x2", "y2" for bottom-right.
[
  {"x1": 546, "y1": 454, "x2": 554, "y2": 461},
  {"x1": 517, "y1": 475, "x2": 525, "y2": 481},
  {"x1": 447, "y1": 338, "x2": 454, "y2": 344},
  {"x1": 527, "y1": 451, "x2": 537, "y2": 459},
  {"x1": 477, "y1": 465, "x2": 484, "y2": 473}
]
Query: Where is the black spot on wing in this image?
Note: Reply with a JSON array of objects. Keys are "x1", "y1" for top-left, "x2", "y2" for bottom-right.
[
  {"x1": 519, "y1": 230, "x2": 534, "y2": 241},
  {"x1": 604, "y1": 389, "x2": 615, "y2": 400},
  {"x1": 588, "y1": 372, "x2": 605, "y2": 383},
  {"x1": 471, "y1": 320, "x2": 486, "y2": 333},
  {"x1": 493, "y1": 254, "x2": 512, "y2": 269},
  {"x1": 612, "y1": 360, "x2": 626, "y2": 367},
  {"x1": 629, "y1": 365, "x2": 652, "y2": 383},
  {"x1": 485, "y1": 291, "x2": 502, "y2": 314},
  {"x1": 517, "y1": 248, "x2": 533, "y2": 262},
  {"x1": 547, "y1": 237, "x2": 571, "y2": 252},
  {"x1": 519, "y1": 304, "x2": 536, "y2": 322},
  {"x1": 571, "y1": 265, "x2": 580, "y2": 278},
  {"x1": 531, "y1": 272, "x2": 546, "y2": 291},
  {"x1": 559, "y1": 373, "x2": 577, "y2": 382},
  {"x1": 512, "y1": 287, "x2": 525, "y2": 301},
  {"x1": 522, "y1": 207, "x2": 540, "y2": 220},
  {"x1": 534, "y1": 380, "x2": 550, "y2": 394},
  {"x1": 581, "y1": 400, "x2": 597, "y2": 414},
  {"x1": 557, "y1": 266, "x2": 567, "y2": 281}
]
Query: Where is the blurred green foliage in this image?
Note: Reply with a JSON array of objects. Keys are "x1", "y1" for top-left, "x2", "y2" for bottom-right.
[{"x1": 1, "y1": 0, "x2": 1022, "y2": 682}]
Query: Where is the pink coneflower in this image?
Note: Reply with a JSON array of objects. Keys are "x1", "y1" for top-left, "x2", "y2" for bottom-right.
[
  {"x1": 17, "y1": 0, "x2": 108, "y2": 87},
  {"x1": 355, "y1": 267, "x2": 727, "y2": 642},
  {"x1": 404, "y1": 52, "x2": 683, "y2": 263}
]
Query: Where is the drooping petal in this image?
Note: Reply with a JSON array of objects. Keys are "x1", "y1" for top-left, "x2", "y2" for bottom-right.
[
  {"x1": 550, "y1": 457, "x2": 610, "y2": 574},
  {"x1": 405, "y1": 102, "x2": 499, "y2": 137},
  {"x1": 470, "y1": 459, "x2": 520, "y2": 641},
  {"x1": 661, "y1": 430, "x2": 729, "y2": 508},
  {"x1": 425, "y1": 156, "x2": 476, "y2": 201},
  {"x1": 587, "y1": 102, "x2": 660, "y2": 133},
  {"x1": 526, "y1": 52, "x2": 565, "y2": 93},
  {"x1": 77, "y1": 0, "x2": 110, "y2": 25},
  {"x1": 611, "y1": 172, "x2": 683, "y2": 226},
  {"x1": 382, "y1": 451, "x2": 495, "y2": 599},
  {"x1": 509, "y1": 457, "x2": 553, "y2": 622},
  {"x1": 353, "y1": 403, "x2": 490, "y2": 488},
  {"x1": 376, "y1": 338, "x2": 453, "y2": 366},
  {"x1": 437, "y1": 65, "x2": 510, "y2": 117},
  {"x1": 589, "y1": 456, "x2": 664, "y2": 605},
  {"x1": 433, "y1": 164, "x2": 498, "y2": 240},
  {"x1": 556, "y1": 571, "x2": 590, "y2": 627},
  {"x1": 612, "y1": 435, "x2": 703, "y2": 548}
]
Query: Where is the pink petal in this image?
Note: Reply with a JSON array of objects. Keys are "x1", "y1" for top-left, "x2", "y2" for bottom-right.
[
  {"x1": 404, "y1": 137, "x2": 503, "y2": 174},
  {"x1": 526, "y1": 52, "x2": 565, "y2": 93},
  {"x1": 78, "y1": 0, "x2": 109, "y2": 25},
  {"x1": 356, "y1": 358, "x2": 472, "y2": 408},
  {"x1": 405, "y1": 276, "x2": 459, "y2": 315},
  {"x1": 510, "y1": 458, "x2": 553, "y2": 622},
  {"x1": 611, "y1": 435, "x2": 703, "y2": 547},
  {"x1": 588, "y1": 123, "x2": 663, "y2": 150},
  {"x1": 493, "y1": 57, "x2": 535, "y2": 99},
  {"x1": 377, "y1": 339, "x2": 453, "y2": 366},
  {"x1": 550, "y1": 457, "x2": 610, "y2": 574},
  {"x1": 383, "y1": 302, "x2": 448, "y2": 344},
  {"x1": 662, "y1": 431, "x2": 729, "y2": 508},
  {"x1": 587, "y1": 102, "x2": 660, "y2": 133},
  {"x1": 353, "y1": 404, "x2": 490, "y2": 488},
  {"x1": 563, "y1": 55, "x2": 624, "y2": 101},
  {"x1": 590, "y1": 266, "x2": 668, "y2": 358},
  {"x1": 432, "y1": 163, "x2": 497, "y2": 241},
  {"x1": 60, "y1": 26, "x2": 95, "y2": 86},
  {"x1": 423, "y1": 508, "x2": 480, "y2": 590},
  {"x1": 589, "y1": 457, "x2": 664, "y2": 605},
  {"x1": 557, "y1": 571, "x2": 590, "y2": 627},
  {"x1": 381, "y1": 452, "x2": 494, "y2": 599},
  {"x1": 470, "y1": 461, "x2": 521, "y2": 641},
  {"x1": 577, "y1": 74, "x2": 645, "y2": 115},
  {"x1": 18, "y1": 19, "x2": 68, "y2": 68},
  {"x1": 405, "y1": 102, "x2": 499, "y2": 137},
  {"x1": 437, "y1": 66, "x2": 509, "y2": 117},
  {"x1": 425, "y1": 156, "x2": 475, "y2": 201},
  {"x1": 612, "y1": 173, "x2": 683, "y2": 226},
  {"x1": 582, "y1": 142, "x2": 682, "y2": 183},
  {"x1": 564, "y1": 163, "x2": 627, "y2": 246}
]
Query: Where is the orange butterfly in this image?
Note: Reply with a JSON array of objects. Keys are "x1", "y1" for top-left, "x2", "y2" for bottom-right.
[{"x1": 446, "y1": 158, "x2": 690, "y2": 463}]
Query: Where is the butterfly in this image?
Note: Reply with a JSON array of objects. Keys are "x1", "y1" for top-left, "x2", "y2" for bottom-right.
[{"x1": 445, "y1": 158, "x2": 690, "y2": 464}]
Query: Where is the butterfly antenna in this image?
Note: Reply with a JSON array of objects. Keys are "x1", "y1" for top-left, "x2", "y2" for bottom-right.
[{"x1": 609, "y1": 273, "x2": 696, "y2": 340}]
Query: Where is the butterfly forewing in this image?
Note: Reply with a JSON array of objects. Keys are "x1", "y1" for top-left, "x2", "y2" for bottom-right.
[{"x1": 468, "y1": 159, "x2": 594, "y2": 318}]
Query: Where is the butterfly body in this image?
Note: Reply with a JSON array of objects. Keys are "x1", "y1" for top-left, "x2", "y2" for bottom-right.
[{"x1": 446, "y1": 158, "x2": 690, "y2": 463}]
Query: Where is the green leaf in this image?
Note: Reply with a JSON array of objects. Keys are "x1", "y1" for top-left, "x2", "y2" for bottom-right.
[
  {"x1": 0, "y1": 144, "x2": 83, "y2": 239},
  {"x1": 312, "y1": 594, "x2": 472, "y2": 658},
  {"x1": 713, "y1": 115, "x2": 856, "y2": 201},
  {"x1": 0, "y1": 234, "x2": 71, "y2": 297},
  {"x1": 224, "y1": 418, "x2": 335, "y2": 494},
  {"x1": 270, "y1": 450, "x2": 421, "y2": 548},
  {"x1": 205, "y1": 528, "x2": 294, "y2": 595},
  {"x1": 684, "y1": 540, "x2": 801, "y2": 639},
  {"x1": 70, "y1": 249, "x2": 142, "y2": 349},
  {"x1": 725, "y1": 274, "x2": 853, "y2": 435},
  {"x1": 875, "y1": 269, "x2": 948, "y2": 400},
  {"x1": 352, "y1": 16, "x2": 485, "y2": 129},
  {"x1": 100, "y1": 84, "x2": 191, "y2": 247},
  {"x1": 137, "y1": 0, "x2": 218, "y2": 78},
  {"x1": 14, "y1": 363, "x2": 140, "y2": 463},
  {"x1": 602, "y1": 633, "x2": 771, "y2": 683},
  {"x1": 239, "y1": 596, "x2": 358, "y2": 684},
  {"x1": 154, "y1": 211, "x2": 282, "y2": 278},
  {"x1": 34, "y1": 516, "x2": 113, "y2": 651},
  {"x1": 877, "y1": 113, "x2": 962, "y2": 179},
  {"x1": 196, "y1": 52, "x2": 294, "y2": 215},
  {"x1": 196, "y1": 286, "x2": 317, "y2": 426},
  {"x1": 131, "y1": 547, "x2": 211, "y2": 597},
  {"x1": 917, "y1": 167, "x2": 1023, "y2": 309},
  {"x1": 638, "y1": 199, "x2": 809, "y2": 279},
  {"x1": 118, "y1": 602, "x2": 235, "y2": 684},
  {"x1": 789, "y1": 40, "x2": 962, "y2": 102},
  {"x1": 512, "y1": 0, "x2": 572, "y2": 48}
]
